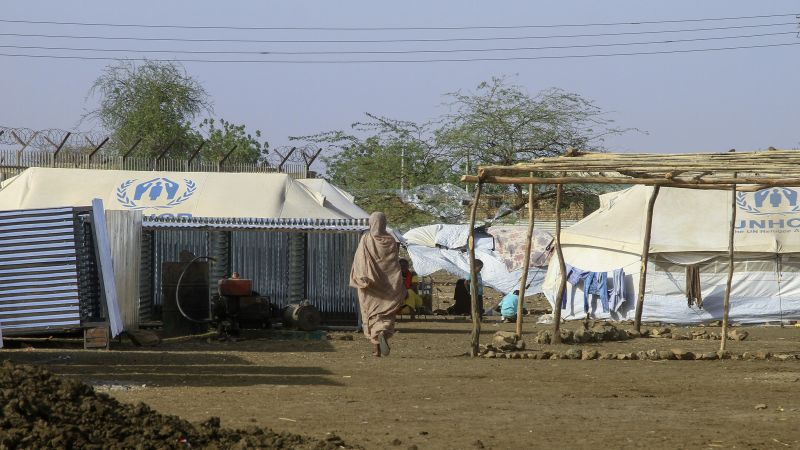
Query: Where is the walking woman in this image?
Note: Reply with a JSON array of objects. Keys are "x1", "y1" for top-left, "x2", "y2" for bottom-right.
[{"x1": 350, "y1": 212, "x2": 406, "y2": 357}]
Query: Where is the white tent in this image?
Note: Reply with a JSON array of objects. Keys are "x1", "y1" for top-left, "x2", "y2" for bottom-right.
[
  {"x1": 0, "y1": 168, "x2": 368, "y2": 219},
  {"x1": 542, "y1": 185, "x2": 800, "y2": 324}
]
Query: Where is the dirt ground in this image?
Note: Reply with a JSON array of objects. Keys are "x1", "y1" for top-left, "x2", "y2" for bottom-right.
[{"x1": 3, "y1": 315, "x2": 800, "y2": 450}]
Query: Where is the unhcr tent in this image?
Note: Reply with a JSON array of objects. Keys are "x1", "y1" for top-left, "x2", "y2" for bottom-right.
[
  {"x1": 542, "y1": 185, "x2": 800, "y2": 324},
  {"x1": 0, "y1": 167, "x2": 368, "y2": 219}
]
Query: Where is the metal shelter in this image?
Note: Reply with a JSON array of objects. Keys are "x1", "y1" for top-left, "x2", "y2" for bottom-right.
[{"x1": 462, "y1": 149, "x2": 800, "y2": 356}]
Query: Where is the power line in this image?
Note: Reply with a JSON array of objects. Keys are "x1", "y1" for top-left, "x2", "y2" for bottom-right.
[
  {"x1": 0, "y1": 31, "x2": 792, "y2": 56},
  {"x1": 0, "y1": 22, "x2": 794, "y2": 44},
  {"x1": 0, "y1": 41, "x2": 797, "y2": 64},
  {"x1": 0, "y1": 13, "x2": 796, "y2": 31}
]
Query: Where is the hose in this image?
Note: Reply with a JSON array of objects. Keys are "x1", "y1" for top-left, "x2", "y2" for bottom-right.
[{"x1": 175, "y1": 255, "x2": 217, "y2": 324}]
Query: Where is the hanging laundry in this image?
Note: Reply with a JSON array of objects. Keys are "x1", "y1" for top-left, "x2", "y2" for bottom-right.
[
  {"x1": 685, "y1": 265, "x2": 703, "y2": 308},
  {"x1": 609, "y1": 268, "x2": 627, "y2": 312},
  {"x1": 584, "y1": 272, "x2": 610, "y2": 313}
]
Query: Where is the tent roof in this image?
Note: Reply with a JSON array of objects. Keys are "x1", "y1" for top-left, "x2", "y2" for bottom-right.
[
  {"x1": 563, "y1": 185, "x2": 800, "y2": 254},
  {"x1": 0, "y1": 167, "x2": 366, "y2": 220}
]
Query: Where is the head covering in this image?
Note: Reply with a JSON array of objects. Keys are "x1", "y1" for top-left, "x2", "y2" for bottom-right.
[{"x1": 350, "y1": 212, "x2": 406, "y2": 343}]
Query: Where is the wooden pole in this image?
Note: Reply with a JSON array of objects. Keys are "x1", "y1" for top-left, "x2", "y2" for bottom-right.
[
  {"x1": 552, "y1": 183, "x2": 566, "y2": 344},
  {"x1": 634, "y1": 185, "x2": 661, "y2": 332},
  {"x1": 515, "y1": 178, "x2": 536, "y2": 337},
  {"x1": 467, "y1": 181, "x2": 483, "y2": 357},
  {"x1": 720, "y1": 177, "x2": 737, "y2": 352}
]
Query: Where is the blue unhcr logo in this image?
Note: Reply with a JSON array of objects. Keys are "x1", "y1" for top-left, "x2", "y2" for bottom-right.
[
  {"x1": 117, "y1": 177, "x2": 197, "y2": 210},
  {"x1": 736, "y1": 188, "x2": 800, "y2": 216}
]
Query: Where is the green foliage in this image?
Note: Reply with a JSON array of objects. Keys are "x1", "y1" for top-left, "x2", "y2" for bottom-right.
[
  {"x1": 87, "y1": 60, "x2": 211, "y2": 158},
  {"x1": 197, "y1": 118, "x2": 269, "y2": 165}
]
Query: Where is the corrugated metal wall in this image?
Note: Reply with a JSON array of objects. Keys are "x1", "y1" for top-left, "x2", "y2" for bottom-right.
[
  {"x1": 143, "y1": 229, "x2": 361, "y2": 325},
  {"x1": 151, "y1": 230, "x2": 208, "y2": 311},
  {"x1": 106, "y1": 210, "x2": 142, "y2": 331},
  {"x1": 0, "y1": 208, "x2": 84, "y2": 334},
  {"x1": 306, "y1": 233, "x2": 360, "y2": 323},
  {"x1": 230, "y1": 231, "x2": 291, "y2": 305}
]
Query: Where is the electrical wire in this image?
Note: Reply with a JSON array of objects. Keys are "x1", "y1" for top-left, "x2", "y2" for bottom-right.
[
  {"x1": 0, "y1": 22, "x2": 794, "y2": 44},
  {"x1": 0, "y1": 31, "x2": 791, "y2": 56},
  {"x1": 0, "y1": 13, "x2": 796, "y2": 31},
  {"x1": 0, "y1": 41, "x2": 797, "y2": 63}
]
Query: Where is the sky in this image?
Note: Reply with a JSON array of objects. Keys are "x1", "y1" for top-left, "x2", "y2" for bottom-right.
[{"x1": 2, "y1": 0, "x2": 799, "y2": 165}]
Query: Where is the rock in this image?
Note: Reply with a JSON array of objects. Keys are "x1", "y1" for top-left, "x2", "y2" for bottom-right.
[
  {"x1": 627, "y1": 329, "x2": 642, "y2": 339},
  {"x1": 515, "y1": 340, "x2": 526, "y2": 351},
  {"x1": 773, "y1": 354, "x2": 796, "y2": 361},
  {"x1": 616, "y1": 353, "x2": 630, "y2": 361},
  {"x1": 599, "y1": 352, "x2": 615, "y2": 360},
  {"x1": 559, "y1": 330, "x2": 575, "y2": 344},
  {"x1": 731, "y1": 329, "x2": 749, "y2": 341},
  {"x1": 671, "y1": 334, "x2": 689, "y2": 341},
  {"x1": 671, "y1": 348, "x2": 692, "y2": 360},
  {"x1": 699, "y1": 352, "x2": 718, "y2": 361},
  {"x1": 709, "y1": 320, "x2": 722, "y2": 326},
  {"x1": 615, "y1": 329, "x2": 630, "y2": 341},
  {"x1": 691, "y1": 330, "x2": 707, "y2": 338},
  {"x1": 523, "y1": 352, "x2": 534, "y2": 359},
  {"x1": 540, "y1": 351, "x2": 552, "y2": 360},
  {"x1": 565, "y1": 348, "x2": 582, "y2": 360},
  {"x1": 661, "y1": 332, "x2": 672, "y2": 339},
  {"x1": 391, "y1": 438, "x2": 403, "y2": 446},
  {"x1": 636, "y1": 351, "x2": 648, "y2": 361},
  {"x1": 495, "y1": 331, "x2": 517, "y2": 342},
  {"x1": 126, "y1": 330, "x2": 161, "y2": 347},
  {"x1": 493, "y1": 331, "x2": 518, "y2": 350},
  {"x1": 646, "y1": 349, "x2": 660, "y2": 360},
  {"x1": 582, "y1": 350, "x2": 599, "y2": 360},
  {"x1": 658, "y1": 350, "x2": 675, "y2": 360},
  {"x1": 484, "y1": 351, "x2": 496, "y2": 359},
  {"x1": 754, "y1": 404, "x2": 768, "y2": 410},
  {"x1": 754, "y1": 351, "x2": 771, "y2": 360},
  {"x1": 505, "y1": 353, "x2": 514, "y2": 359},
  {"x1": 536, "y1": 330, "x2": 552, "y2": 345},
  {"x1": 573, "y1": 328, "x2": 588, "y2": 343},
  {"x1": 717, "y1": 350, "x2": 732, "y2": 360},
  {"x1": 549, "y1": 353, "x2": 561, "y2": 360},
  {"x1": 650, "y1": 327, "x2": 671, "y2": 337},
  {"x1": 511, "y1": 353, "x2": 522, "y2": 359},
  {"x1": 741, "y1": 351, "x2": 753, "y2": 360}
]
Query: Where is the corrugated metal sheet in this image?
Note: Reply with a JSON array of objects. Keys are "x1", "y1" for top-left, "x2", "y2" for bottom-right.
[
  {"x1": 151, "y1": 229, "x2": 208, "y2": 309},
  {"x1": 106, "y1": 210, "x2": 142, "y2": 331},
  {"x1": 230, "y1": 231, "x2": 290, "y2": 306},
  {"x1": 0, "y1": 207, "x2": 83, "y2": 334},
  {"x1": 306, "y1": 233, "x2": 360, "y2": 324},
  {"x1": 139, "y1": 230, "x2": 153, "y2": 321}
]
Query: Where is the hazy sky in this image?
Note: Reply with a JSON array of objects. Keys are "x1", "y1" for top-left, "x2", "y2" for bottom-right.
[{"x1": 2, "y1": 0, "x2": 799, "y2": 161}]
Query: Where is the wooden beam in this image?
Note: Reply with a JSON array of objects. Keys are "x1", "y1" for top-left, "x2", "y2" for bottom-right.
[
  {"x1": 218, "y1": 144, "x2": 238, "y2": 166},
  {"x1": 719, "y1": 176, "x2": 738, "y2": 353},
  {"x1": 123, "y1": 138, "x2": 142, "y2": 160},
  {"x1": 462, "y1": 174, "x2": 800, "y2": 188},
  {"x1": 634, "y1": 185, "x2": 660, "y2": 332},
  {"x1": 52, "y1": 132, "x2": 71, "y2": 161},
  {"x1": 467, "y1": 182, "x2": 483, "y2": 357},
  {"x1": 552, "y1": 182, "x2": 566, "y2": 344},
  {"x1": 515, "y1": 178, "x2": 536, "y2": 338}
]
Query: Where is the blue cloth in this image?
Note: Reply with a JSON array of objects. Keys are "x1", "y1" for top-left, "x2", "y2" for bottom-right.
[
  {"x1": 465, "y1": 272, "x2": 484, "y2": 296},
  {"x1": 500, "y1": 292, "x2": 519, "y2": 318},
  {"x1": 584, "y1": 271, "x2": 610, "y2": 313},
  {"x1": 610, "y1": 268, "x2": 626, "y2": 311}
]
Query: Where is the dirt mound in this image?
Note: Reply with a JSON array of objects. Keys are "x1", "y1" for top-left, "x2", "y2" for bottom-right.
[{"x1": 0, "y1": 360, "x2": 354, "y2": 450}]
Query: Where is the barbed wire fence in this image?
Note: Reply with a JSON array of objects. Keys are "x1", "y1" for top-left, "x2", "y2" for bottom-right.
[{"x1": 0, "y1": 125, "x2": 325, "y2": 180}]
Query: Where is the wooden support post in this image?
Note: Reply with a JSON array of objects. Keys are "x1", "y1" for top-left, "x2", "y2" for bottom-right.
[
  {"x1": 720, "y1": 178, "x2": 737, "y2": 352},
  {"x1": 634, "y1": 185, "x2": 661, "y2": 332},
  {"x1": 552, "y1": 183, "x2": 566, "y2": 344},
  {"x1": 515, "y1": 178, "x2": 536, "y2": 338},
  {"x1": 154, "y1": 140, "x2": 176, "y2": 169},
  {"x1": 467, "y1": 181, "x2": 483, "y2": 357}
]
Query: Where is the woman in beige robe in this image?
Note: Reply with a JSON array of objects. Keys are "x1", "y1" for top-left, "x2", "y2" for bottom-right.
[{"x1": 350, "y1": 212, "x2": 406, "y2": 357}]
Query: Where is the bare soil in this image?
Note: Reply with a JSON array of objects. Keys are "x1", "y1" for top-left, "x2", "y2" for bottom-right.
[{"x1": 3, "y1": 315, "x2": 800, "y2": 450}]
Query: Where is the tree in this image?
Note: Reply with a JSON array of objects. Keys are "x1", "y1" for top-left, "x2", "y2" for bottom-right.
[
  {"x1": 435, "y1": 76, "x2": 630, "y2": 212},
  {"x1": 87, "y1": 60, "x2": 212, "y2": 158},
  {"x1": 197, "y1": 118, "x2": 269, "y2": 165}
]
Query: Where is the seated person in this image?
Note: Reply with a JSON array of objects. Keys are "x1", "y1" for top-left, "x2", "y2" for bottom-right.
[
  {"x1": 498, "y1": 290, "x2": 521, "y2": 323},
  {"x1": 396, "y1": 258, "x2": 424, "y2": 317}
]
